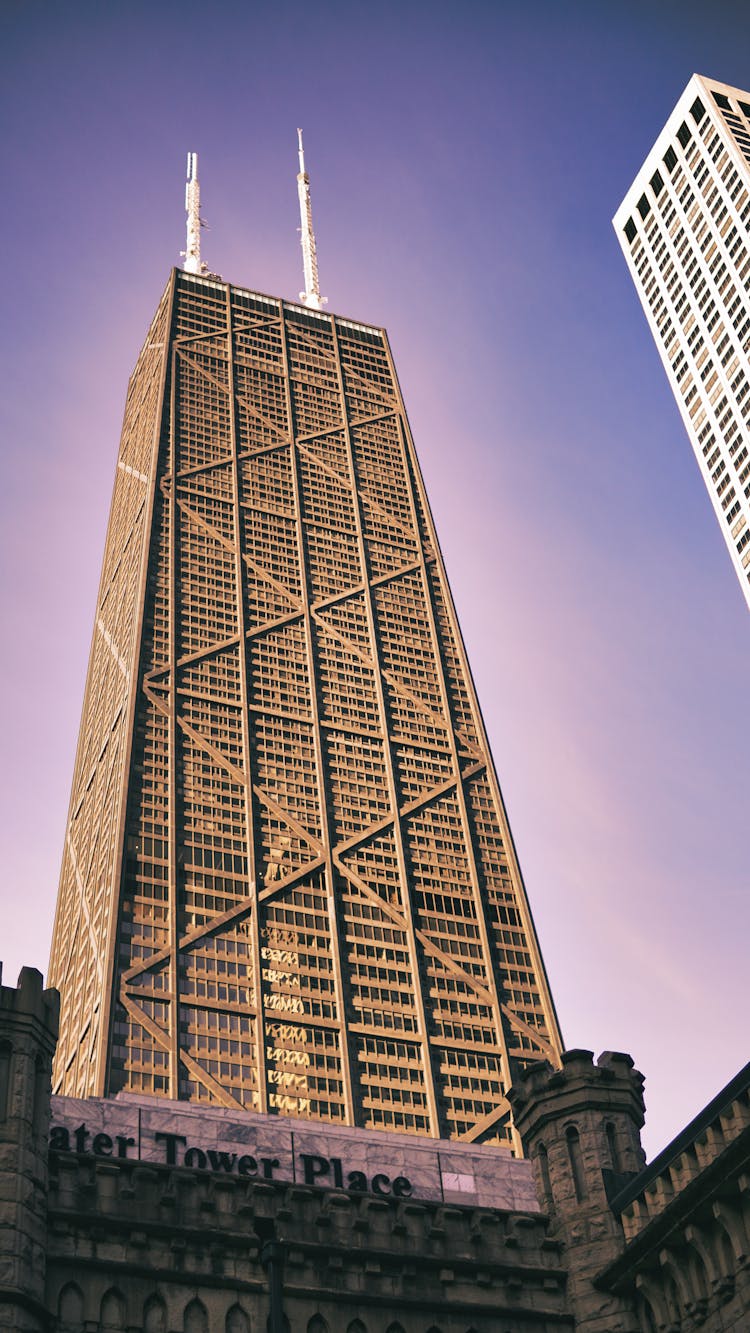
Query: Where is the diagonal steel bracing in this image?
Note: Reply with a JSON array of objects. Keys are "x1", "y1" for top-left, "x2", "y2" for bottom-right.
[{"x1": 49, "y1": 270, "x2": 562, "y2": 1148}]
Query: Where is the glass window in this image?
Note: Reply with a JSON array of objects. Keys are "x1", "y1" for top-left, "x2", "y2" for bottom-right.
[
  {"x1": 677, "y1": 121, "x2": 692, "y2": 149},
  {"x1": 691, "y1": 96, "x2": 706, "y2": 124},
  {"x1": 650, "y1": 169, "x2": 664, "y2": 197}
]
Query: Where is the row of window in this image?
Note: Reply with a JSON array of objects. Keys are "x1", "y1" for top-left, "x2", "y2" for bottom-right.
[{"x1": 625, "y1": 92, "x2": 750, "y2": 568}]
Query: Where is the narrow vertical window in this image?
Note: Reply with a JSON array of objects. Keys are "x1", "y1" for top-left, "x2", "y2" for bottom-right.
[
  {"x1": 605, "y1": 1120, "x2": 621, "y2": 1173},
  {"x1": 565, "y1": 1125, "x2": 587, "y2": 1201},
  {"x1": 33, "y1": 1055, "x2": 48, "y2": 1137},
  {"x1": 0, "y1": 1042, "x2": 11, "y2": 1120},
  {"x1": 638, "y1": 1297, "x2": 658, "y2": 1333},
  {"x1": 536, "y1": 1141, "x2": 554, "y2": 1212}
]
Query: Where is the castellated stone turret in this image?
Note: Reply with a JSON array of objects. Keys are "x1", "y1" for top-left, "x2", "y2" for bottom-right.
[
  {"x1": 508, "y1": 1048, "x2": 646, "y2": 1333},
  {"x1": 0, "y1": 964, "x2": 60, "y2": 1332}
]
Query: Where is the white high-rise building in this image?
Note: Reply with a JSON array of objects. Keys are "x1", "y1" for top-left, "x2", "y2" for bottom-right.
[{"x1": 615, "y1": 74, "x2": 750, "y2": 611}]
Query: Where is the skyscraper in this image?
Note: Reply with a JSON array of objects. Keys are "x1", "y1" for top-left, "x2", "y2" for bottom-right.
[
  {"x1": 48, "y1": 150, "x2": 561, "y2": 1152},
  {"x1": 615, "y1": 74, "x2": 750, "y2": 611}
]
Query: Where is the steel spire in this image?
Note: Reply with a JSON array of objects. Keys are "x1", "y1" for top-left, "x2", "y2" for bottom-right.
[
  {"x1": 297, "y1": 129, "x2": 326, "y2": 310},
  {"x1": 182, "y1": 152, "x2": 205, "y2": 275}
]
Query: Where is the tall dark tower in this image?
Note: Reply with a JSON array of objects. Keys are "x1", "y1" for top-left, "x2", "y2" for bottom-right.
[{"x1": 49, "y1": 152, "x2": 561, "y2": 1152}]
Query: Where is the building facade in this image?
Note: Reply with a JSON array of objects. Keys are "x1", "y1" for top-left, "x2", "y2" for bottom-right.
[
  {"x1": 3, "y1": 967, "x2": 748, "y2": 1332},
  {"x1": 48, "y1": 268, "x2": 561, "y2": 1149},
  {"x1": 597, "y1": 1059, "x2": 750, "y2": 1331},
  {"x1": 11, "y1": 128, "x2": 742, "y2": 1329},
  {"x1": 614, "y1": 73, "x2": 750, "y2": 611},
  {"x1": 510, "y1": 1050, "x2": 750, "y2": 1333}
]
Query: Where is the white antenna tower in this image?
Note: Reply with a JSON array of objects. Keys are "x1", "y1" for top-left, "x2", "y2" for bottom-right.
[
  {"x1": 297, "y1": 129, "x2": 326, "y2": 310},
  {"x1": 182, "y1": 152, "x2": 205, "y2": 275}
]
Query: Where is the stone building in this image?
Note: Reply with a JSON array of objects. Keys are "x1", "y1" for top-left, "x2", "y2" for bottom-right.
[
  {"x1": 509, "y1": 1052, "x2": 750, "y2": 1332},
  {"x1": 2, "y1": 963, "x2": 748, "y2": 1331},
  {"x1": 0, "y1": 966, "x2": 59, "y2": 1332},
  {"x1": 596, "y1": 1061, "x2": 750, "y2": 1329}
]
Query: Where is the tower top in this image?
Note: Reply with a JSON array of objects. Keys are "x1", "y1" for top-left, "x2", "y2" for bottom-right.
[
  {"x1": 182, "y1": 151, "x2": 206, "y2": 276},
  {"x1": 296, "y1": 129, "x2": 326, "y2": 310}
]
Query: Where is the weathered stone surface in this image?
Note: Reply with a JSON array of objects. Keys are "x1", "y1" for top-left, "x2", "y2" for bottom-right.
[
  {"x1": 509, "y1": 1050, "x2": 646, "y2": 1333},
  {"x1": 0, "y1": 966, "x2": 58, "y2": 1332},
  {"x1": 50, "y1": 1092, "x2": 537, "y2": 1211},
  {"x1": 7, "y1": 967, "x2": 750, "y2": 1331}
]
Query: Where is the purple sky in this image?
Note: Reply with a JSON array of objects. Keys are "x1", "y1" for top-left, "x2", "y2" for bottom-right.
[{"x1": 2, "y1": 0, "x2": 748, "y2": 1158}]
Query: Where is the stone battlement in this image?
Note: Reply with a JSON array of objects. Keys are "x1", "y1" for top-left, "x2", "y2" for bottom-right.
[
  {"x1": 612, "y1": 1060, "x2": 750, "y2": 1243},
  {"x1": 0, "y1": 964, "x2": 59, "y2": 1035},
  {"x1": 508, "y1": 1050, "x2": 645, "y2": 1135}
]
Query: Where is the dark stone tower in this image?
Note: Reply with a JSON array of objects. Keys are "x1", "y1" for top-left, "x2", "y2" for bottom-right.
[
  {"x1": 509, "y1": 1048, "x2": 646, "y2": 1332},
  {"x1": 0, "y1": 965, "x2": 59, "y2": 1332}
]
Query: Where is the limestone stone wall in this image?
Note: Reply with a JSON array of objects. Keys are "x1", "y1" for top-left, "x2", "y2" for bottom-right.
[
  {"x1": 49, "y1": 1091, "x2": 540, "y2": 1213},
  {"x1": 0, "y1": 965, "x2": 59, "y2": 1333},
  {"x1": 509, "y1": 1049, "x2": 646, "y2": 1333},
  {"x1": 598, "y1": 1062, "x2": 750, "y2": 1332},
  {"x1": 45, "y1": 1145, "x2": 571, "y2": 1331}
]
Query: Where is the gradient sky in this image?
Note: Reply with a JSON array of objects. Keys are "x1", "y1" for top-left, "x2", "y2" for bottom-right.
[{"x1": 1, "y1": 0, "x2": 748, "y2": 1159}]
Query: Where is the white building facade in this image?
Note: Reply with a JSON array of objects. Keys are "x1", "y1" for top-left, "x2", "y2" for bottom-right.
[{"x1": 615, "y1": 74, "x2": 750, "y2": 611}]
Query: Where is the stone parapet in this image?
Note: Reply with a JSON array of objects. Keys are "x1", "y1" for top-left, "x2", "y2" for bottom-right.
[
  {"x1": 612, "y1": 1061, "x2": 750, "y2": 1244},
  {"x1": 599, "y1": 1062, "x2": 750, "y2": 1332},
  {"x1": 509, "y1": 1051, "x2": 645, "y2": 1153},
  {"x1": 45, "y1": 1146, "x2": 571, "y2": 1331}
]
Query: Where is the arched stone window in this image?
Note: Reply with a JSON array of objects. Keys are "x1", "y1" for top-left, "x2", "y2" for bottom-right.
[
  {"x1": 307, "y1": 1317, "x2": 328, "y2": 1333},
  {"x1": 663, "y1": 1274, "x2": 681, "y2": 1325},
  {"x1": 605, "y1": 1120, "x2": 621, "y2": 1173},
  {"x1": 143, "y1": 1294, "x2": 167, "y2": 1333},
  {"x1": 346, "y1": 1321, "x2": 367, "y2": 1333},
  {"x1": 100, "y1": 1287, "x2": 126, "y2": 1330},
  {"x1": 688, "y1": 1244, "x2": 710, "y2": 1303},
  {"x1": 385, "y1": 1324, "x2": 406, "y2": 1333},
  {"x1": 58, "y1": 1282, "x2": 84, "y2": 1332},
  {"x1": 33, "y1": 1053, "x2": 49, "y2": 1137},
  {"x1": 717, "y1": 1221, "x2": 737, "y2": 1276},
  {"x1": 636, "y1": 1295, "x2": 657, "y2": 1333},
  {"x1": 226, "y1": 1305, "x2": 250, "y2": 1333},
  {"x1": 565, "y1": 1124, "x2": 587, "y2": 1201},
  {"x1": 0, "y1": 1041, "x2": 12, "y2": 1120},
  {"x1": 536, "y1": 1141, "x2": 554, "y2": 1211},
  {"x1": 184, "y1": 1299, "x2": 209, "y2": 1333}
]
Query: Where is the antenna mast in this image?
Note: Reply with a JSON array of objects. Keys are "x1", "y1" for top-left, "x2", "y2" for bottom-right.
[
  {"x1": 182, "y1": 152, "x2": 205, "y2": 275},
  {"x1": 297, "y1": 130, "x2": 326, "y2": 310}
]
